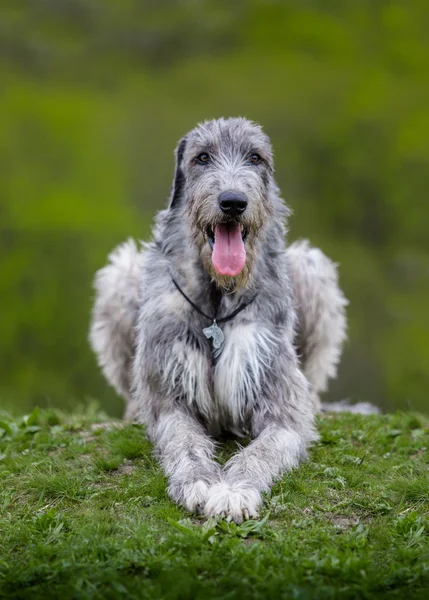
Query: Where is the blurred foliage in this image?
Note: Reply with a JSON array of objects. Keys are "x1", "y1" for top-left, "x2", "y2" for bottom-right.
[{"x1": 0, "y1": 0, "x2": 428, "y2": 415}]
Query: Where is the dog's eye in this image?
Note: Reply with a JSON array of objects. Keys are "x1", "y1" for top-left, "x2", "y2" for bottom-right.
[
  {"x1": 249, "y1": 153, "x2": 262, "y2": 165},
  {"x1": 196, "y1": 153, "x2": 210, "y2": 164}
]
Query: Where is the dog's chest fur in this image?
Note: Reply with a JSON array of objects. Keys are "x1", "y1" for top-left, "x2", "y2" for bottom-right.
[
  {"x1": 138, "y1": 238, "x2": 291, "y2": 436},
  {"x1": 210, "y1": 320, "x2": 277, "y2": 434},
  {"x1": 162, "y1": 291, "x2": 278, "y2": 435}
]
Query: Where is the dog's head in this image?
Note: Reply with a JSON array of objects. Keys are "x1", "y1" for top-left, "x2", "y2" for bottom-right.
[{"x1": 169, "y1": 118, "x2": 278, "y2": 291}]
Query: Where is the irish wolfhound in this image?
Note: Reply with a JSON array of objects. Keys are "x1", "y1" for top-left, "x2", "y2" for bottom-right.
[{"x1": 90, "y1": 117, "x2": 347, "y2": 522}]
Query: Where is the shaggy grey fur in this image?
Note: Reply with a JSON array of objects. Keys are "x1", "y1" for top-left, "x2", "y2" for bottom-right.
[{"x1": 90, "y1": 117, "x2": 347, "y2": 522}]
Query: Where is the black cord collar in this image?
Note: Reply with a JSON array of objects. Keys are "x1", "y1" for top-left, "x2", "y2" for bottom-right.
[{"x1": 171, "y1": 278, "x2": 257, "y2": 324}]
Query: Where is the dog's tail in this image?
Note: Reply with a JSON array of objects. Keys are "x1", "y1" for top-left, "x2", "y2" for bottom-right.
[
  {"x1": 89, "y1": 239, "x2": 142, "y2": 419},
  {"x1": 286, "y1": 240, "x2": 348, "y2": 409}
]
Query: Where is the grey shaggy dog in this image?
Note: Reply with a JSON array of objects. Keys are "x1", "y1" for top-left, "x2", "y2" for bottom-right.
[{"x1": 90, "y1": 117, "x2": 347, "y2": 522}]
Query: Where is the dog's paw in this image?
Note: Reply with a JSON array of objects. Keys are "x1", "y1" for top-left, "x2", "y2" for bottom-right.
[
  {"x1": 204, "y1": 482, "x2": 261, "y2": 523},
  {"x1": 169, "y1": 480, "x2": 211, "y2": 513}
]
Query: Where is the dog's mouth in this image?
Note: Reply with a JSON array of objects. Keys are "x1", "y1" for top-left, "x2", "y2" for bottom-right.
[{"x1": 206, "y1": 223, "x2": 248, "y2": 277}]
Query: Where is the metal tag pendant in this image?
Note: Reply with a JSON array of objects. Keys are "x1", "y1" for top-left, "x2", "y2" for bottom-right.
[{"x1": 203, "y1": 320, "x2": 225, "y2": 358}]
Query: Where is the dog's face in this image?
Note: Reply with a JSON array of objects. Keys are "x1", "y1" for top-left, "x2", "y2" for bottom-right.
[{"x1": 169, "y1": 118, "x2": 275, "y2": 290}]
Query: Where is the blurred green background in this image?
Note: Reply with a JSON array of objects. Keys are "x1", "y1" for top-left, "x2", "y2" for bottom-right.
[{"x1": 1, "y1": 0, "x2": 428, "y2": 416}]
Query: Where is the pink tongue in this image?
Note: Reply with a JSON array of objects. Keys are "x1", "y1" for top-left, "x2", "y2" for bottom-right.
[{"x1": 212, "y1": 223, "x2": 246, "y2": 276}]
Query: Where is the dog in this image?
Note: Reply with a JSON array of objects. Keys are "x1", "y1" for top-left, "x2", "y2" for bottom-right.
[{"x1": 90, "y1": 117, "x2": 347, "y2": 522}]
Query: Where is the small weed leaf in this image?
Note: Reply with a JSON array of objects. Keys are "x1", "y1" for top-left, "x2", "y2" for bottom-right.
[
  {"x1": 215, "y1": 512, "x2": 271, "y2": 539},
  {"x1": 405, "y1": 525, "x2": 426, "y2": 548},
  {"x1": 24, "y1": 407, "x2": 40, "y2": 427},
  {"x1": 201, "y1": 516, "x2": 218, "y2": 533},
  {"x1": 373, "y1": 501, "x2": 393, "y2": 515},
  {"x1": 386, "y1": 429, "x2": 402, "y2": 438},
  {"x1": 167, "y1": 518, "x2": 196, "y2": 534},
  {"x1": 201, "y1": 521, "x2": 218, "y2": 544},
  {"x1": 0, "y1": 421, "x2": 13, "y2": 436},
  {"x1": 24, "y1": 426, "x2": 42, "y2": 435},
  {"x1": 167, "y1": 513, "x2": 270, "y2": 541},
  {"x1": 0, "y1": 411, "x2": 42, "y2": 444},
  {"x1": 217, "y1": 520, "x2": 239, "y2": 536},
  {"x1": 236, "y1": 512, "x2": 270, "y2": 538},
  {"x1": 0, "y1": 420, "x2": 19, "y2": 442},
  {"x1": 334, "y1": 476, "x2": 347, "y2": 489},
  {"x1": 340, "y1": 454, "x2": 366, "y2": 466}
]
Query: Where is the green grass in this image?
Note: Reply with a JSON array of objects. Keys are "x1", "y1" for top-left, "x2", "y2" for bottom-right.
[{"x1": 0, "y1": 407, "x2": 428, "y2": 599}]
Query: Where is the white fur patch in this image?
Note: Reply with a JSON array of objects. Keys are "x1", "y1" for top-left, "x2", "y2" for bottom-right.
[
  {"x1": 163, "y1": 342, "x2": 213, "y2": 418},
  {"x1": 204, "y1": 482, "x2": 262, "y2": 523},
  {"x1": 161, "y1": 292, "x2": 189, "y2": 320},
  {"x1": 213, "y1": 322, "x2": 277, "y2": 424},
  {"x1": 176, "y1": 480, "x2": 211, "y2": 512}
]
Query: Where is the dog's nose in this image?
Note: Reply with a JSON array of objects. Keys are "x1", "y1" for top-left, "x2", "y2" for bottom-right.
[{"x1": 218, "y1": 191, "x2": 248, "y2": 216}]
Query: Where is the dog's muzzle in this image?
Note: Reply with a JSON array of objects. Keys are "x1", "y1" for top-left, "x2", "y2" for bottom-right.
[{"x1": 205, "y1": 195, "x2": 248, "y2": 277}]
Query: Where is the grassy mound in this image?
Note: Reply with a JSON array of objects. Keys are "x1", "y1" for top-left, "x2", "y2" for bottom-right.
[{"x1": 0, "y1": 408, "x2": 428, "y2": 599}]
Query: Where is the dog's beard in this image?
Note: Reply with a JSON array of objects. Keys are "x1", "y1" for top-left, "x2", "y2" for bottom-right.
[{"x1": 187, "y1": 192, "x2": 269, "y2": 292}]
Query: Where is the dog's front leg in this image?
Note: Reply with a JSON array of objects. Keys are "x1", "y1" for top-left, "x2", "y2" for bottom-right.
[
  {"x1": 150, "y1": 409, "x2": 222, "y2": 513},
  {"x1": 205, "y1": 423, "x2": 305, "y2": 522},
  {"x1": 205, "y1": 366, "x2": 317, "y2": 523}
]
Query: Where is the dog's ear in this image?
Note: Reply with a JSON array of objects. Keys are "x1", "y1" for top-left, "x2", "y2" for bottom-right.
[{"x1": 169, "y1": 136, "x2": 187, "y2": 209}]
